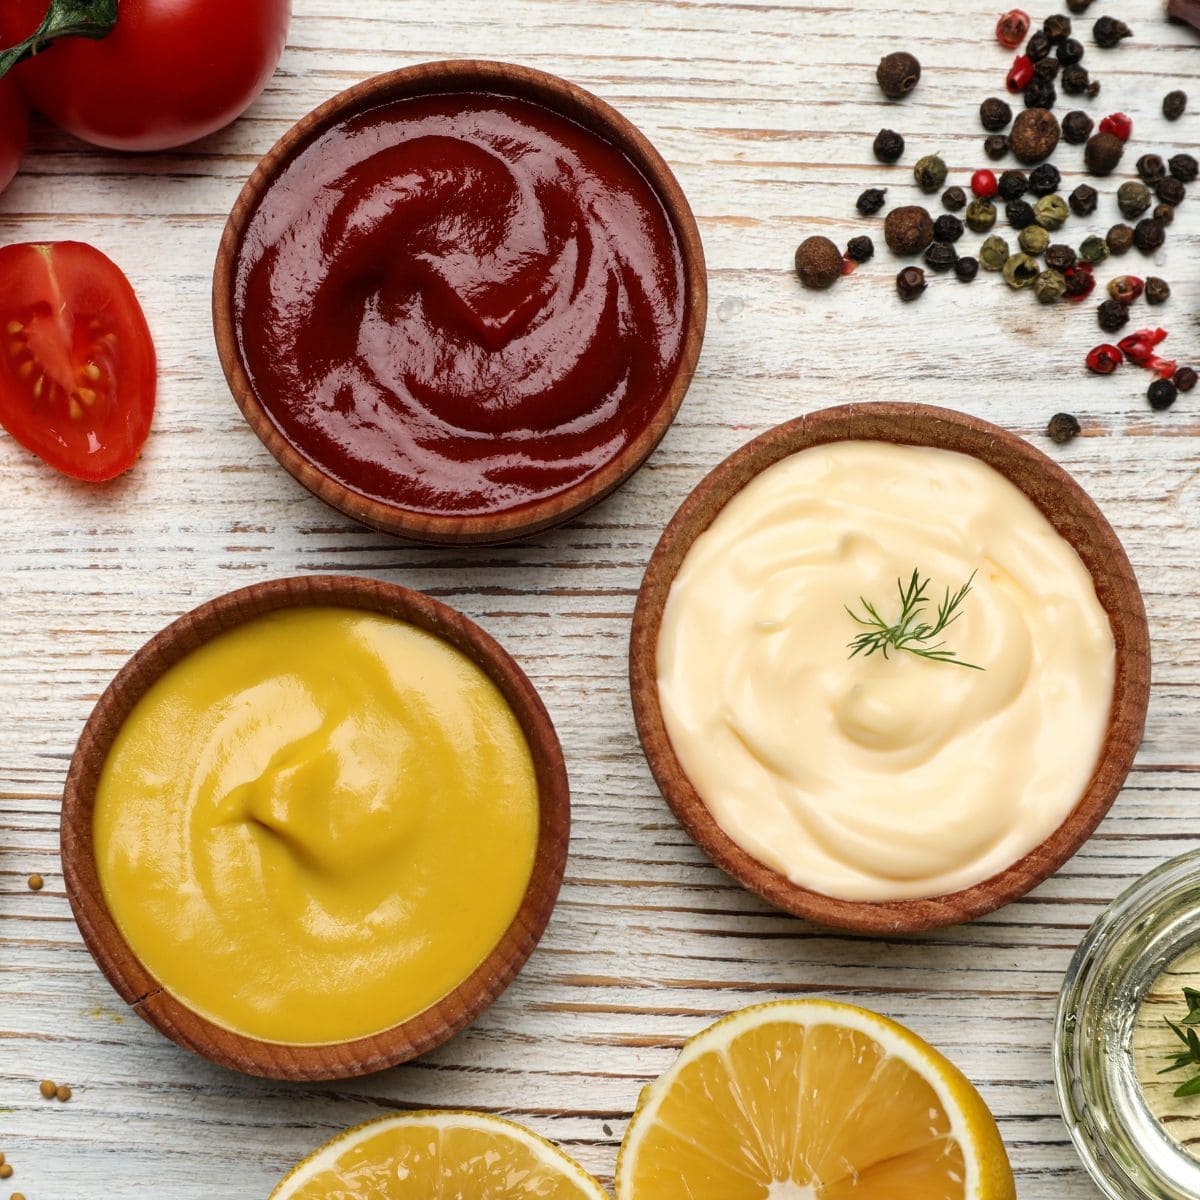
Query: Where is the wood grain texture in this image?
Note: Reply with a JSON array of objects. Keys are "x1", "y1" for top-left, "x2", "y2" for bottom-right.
[{"x1": 0, "y1": 0, "x2": 1197, "y2": 1195}]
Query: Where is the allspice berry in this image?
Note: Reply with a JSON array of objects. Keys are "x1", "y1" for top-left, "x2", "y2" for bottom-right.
[
  {"x1": 883, "y1": 205, "x2": 935, "y2": 255},
  {"x1": 794, "y1": 236, "x2": 843, "y2": 289},
  {"x1": 876, "y1": 51, "x2": 921, "y2": 100},
  {"x1": 1010, "y1": 108, "x2": 1060, "y2": 164},
  {"x1": 1085, "y1": 131, "x2": 1124, "y2": 176}
]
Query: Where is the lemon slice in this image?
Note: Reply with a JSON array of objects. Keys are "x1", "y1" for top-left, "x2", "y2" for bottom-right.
[
  {"x1": 616, "y1": 999, "x2": 1015, "y2": 1200},
  {"x1": 271, "y1": 1110, "x2": 610, "y2": 1200}
]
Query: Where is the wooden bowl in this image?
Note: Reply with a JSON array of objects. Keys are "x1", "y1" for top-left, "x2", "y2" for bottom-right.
[
  {"x1": 212, "y1": 60, "x2": 707, "y2": 546},
  {"x1": 629, "y1": 403, "x2": 1151, "y2": 935},
  {"x1": 61, "y1": 575, "x2": 570, "y2": 1079}
]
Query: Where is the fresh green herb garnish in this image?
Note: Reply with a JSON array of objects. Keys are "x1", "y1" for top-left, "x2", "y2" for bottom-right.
[
  {"x1": 1159, "y1": 988, "x2": 1200, "y2": 1098},
  {"x1": 845, "y1": 568, "x2": 983, "y2": 671}
]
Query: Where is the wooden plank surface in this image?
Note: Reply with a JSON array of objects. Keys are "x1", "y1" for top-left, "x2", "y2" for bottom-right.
[{"x1": 0, "y1": 0, "x2": 1197, "y2": 1194}]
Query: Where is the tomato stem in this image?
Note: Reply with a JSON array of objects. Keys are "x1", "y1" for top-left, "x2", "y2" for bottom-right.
[{"x1": 0, "y1": 0, "x2": 116, "y2": 80}]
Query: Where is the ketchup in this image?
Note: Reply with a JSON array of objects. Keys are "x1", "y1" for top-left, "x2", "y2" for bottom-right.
[{"x1": 234, "y1": 92, "x2": 687, "y2": 517}]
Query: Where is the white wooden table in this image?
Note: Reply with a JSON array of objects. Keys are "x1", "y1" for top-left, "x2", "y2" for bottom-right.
[{"x1": 0, "y1": 1, "x2": 1196, "y2": 1195}]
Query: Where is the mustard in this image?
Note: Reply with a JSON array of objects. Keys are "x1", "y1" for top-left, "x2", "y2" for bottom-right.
[{"x1": 93, "y1": 606, "x2": 539, "y2": 1045}]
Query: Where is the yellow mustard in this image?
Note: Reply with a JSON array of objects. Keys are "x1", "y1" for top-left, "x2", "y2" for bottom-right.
[{"x1": 93, "y1": 606, "x2": 539, "y2": 1045}]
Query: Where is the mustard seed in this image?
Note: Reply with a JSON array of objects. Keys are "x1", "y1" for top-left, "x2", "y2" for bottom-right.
[
  {"x1": 25, "y1": 875, "x2": 42, "y2": 892},
  {"x1": 55, "y1": 1084, "x2": 71, "y2": 1102},
  {"x1": 0, "y1": 1166, "x2": 11, "y2": 1181},
  {"x1": 38, "y1": 1080, "x2": 55, "y2": 1099}
]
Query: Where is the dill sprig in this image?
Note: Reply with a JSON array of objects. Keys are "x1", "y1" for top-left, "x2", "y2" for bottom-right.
[
  {"x1": 845, "y1": 568, "x2": 984, "y2": 671},
  {"x1": 1159, "y1": 988, "x2": 1200, "y2": 1098}
]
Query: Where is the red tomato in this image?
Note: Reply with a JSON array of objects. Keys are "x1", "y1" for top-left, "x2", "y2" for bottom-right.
[
  {"x1": 0, "y1": 0, "x2": 290, "y2": 152},
  {"x1": 0, "y1": 77, "x2": 28, "y2": 193},
  {"x1": 0, "y1": 242, "x2": 156, "y2": 480}
]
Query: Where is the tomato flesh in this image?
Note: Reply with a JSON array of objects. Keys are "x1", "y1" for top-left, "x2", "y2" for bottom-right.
[{"x1": 0, "y1": 242, "x2": 156, "y2": 481}]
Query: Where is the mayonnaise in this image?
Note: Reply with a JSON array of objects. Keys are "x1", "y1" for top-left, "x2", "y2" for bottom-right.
[{"x1": 656, "y1": 440, "x2": 1116, "y2": 902}]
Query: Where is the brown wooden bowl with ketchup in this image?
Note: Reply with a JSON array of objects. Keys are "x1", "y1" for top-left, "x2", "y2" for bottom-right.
[
  {"x1": 213, "y1": 60, "x2": 707, "y2": 546},
  {"x1": 630, "y1": 403, "x2": 1150, "y2": 935}
]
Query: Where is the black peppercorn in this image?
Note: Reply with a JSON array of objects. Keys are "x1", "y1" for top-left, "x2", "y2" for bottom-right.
[
  {"x1": 1085, "y1": 130, "x2": 1124, "y2": 175},
  {"x1": 1157, "y1": 176, "x2": 1186, "y2": 206},
  {"x1": 1006, "y1": 199, "x2": 1036, "y2": 229},
  {"x1": 794, "y1": 236, "x2": 844, "y2": 289},
  {"x1": 942, "y1": 186, "x2": 967, "y2": 211},
  {"x1": 1045, "y1": 243, "x2": 1076, "y2": 271},
  {"x1": 1117, "y1": 180, "x2": 1153, "y2": 219},
  {"x1": 980, "y1": 98, "x2": 1013, "y2": 131},
  {"x1": 1093, "y1": 16, "x2": 1132, "y2": 48},
  {"x1": 1163, "y1": 90, "x2": 1188, "y2": 121},
  {"x1": 896, "y1": 265, "x2": 927, "y2": 301},
  {"x1": 1067, "y1": 0, "x2": 1094, "y2": 12},
  {"x1": 1069, "y1": 183, "x2": 1098, "y2": 215},
  {"x1": 1107, "y1": 223, "x2": 1135, "y2": 254},
  {"x1": 984, "y1": 134, "x2": 1010, "y2": 160},
  {"x1": 1133, "y1": 217, "x2": 1166, "y2": 253},
  {"x1": 933, "y1": 214, "x2": 964, "y2": 243},
  {"x1": 1061, "y1": 110, "x2": 1094, "y2": 143},
  {"x1": 1145, "y1": 276, "x2": 1171, "y2": 305},
  {"x1": 1047, "y1": 412, "x2": 1082, "y2": 444},
  {"x1": 1175, "y1": 366, "x2": 1198, "y2": 392},
  {"x1": 856, "y1": 187, "x2": 888, "y2": 216},
  {"x1": 1028, "y1": 163, "x2": 1062, "y2": 195},
  {"x1": 1057, "y1": 37, "x2": 1085, "y2": 64},
  {"x1": 1148, "y1": 379, "x2": 1178, "y2": 411},
  {"x1": 1026, "y1": 30, "x2": 1053, "y2": 60},
  {"x1": 1044, "y1": 14, "x2": 1072, "y2": 41},
  {"x1": 1097, "y1": 298, "x2": 1129, "y2": 332},
  {"x1": 1169, "y1": 153, "x2": 1198, "y2": 183},
  {"x1": 998, "y1": 169, "x2": 1029, "y2": 201},
  {"x1": 884, "y1": 205, "x2": 935, "y2": 255},
  {"x1": 955, "y1": 256, "x2": 979, "y2": 282},
  {"x1": 1137, "y1": 154, "x2": 1167, "y2": 182},
  {"x1": 876, "y1": 51, "x2": 922, "y2": 99},
  {"x1": 873, "y1": 128, "x2": 905, "y2": 163},
  {"x1": 1024, "y1": 79, "x2": 1057, "y2": 110},
  {"x1": 1034, "y1": 56, "x2": 1060, "y2": 82},
  {"x1": 1010, "y1": 108, "x2": 1060, "y2": 163},
  {"x1": 846, "y1": 235, "x2": 875, "y2": 263},
  {"x1": 925, "y1": 240, "x2": 958, "y2": 271},
  {"x1": 1155, "y1": 202, "x2": 1176, "y2": 226},
  {"x1": 1061, "y1": 64, "x2": 1092, "y2": 96}
]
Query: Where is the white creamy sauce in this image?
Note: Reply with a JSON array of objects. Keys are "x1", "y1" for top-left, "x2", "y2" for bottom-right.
[{"x1": 656, "y1": 440, "x2": 1116, "y2": 902}]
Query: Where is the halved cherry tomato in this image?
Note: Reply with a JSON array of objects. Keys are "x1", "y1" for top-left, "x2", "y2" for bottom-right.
[
  {"x1": 0, "y1": 77, "x2": 28, "y2": 194},
  {"x1": 0, "y1": 241, "x2": 155, "y2": 480}
]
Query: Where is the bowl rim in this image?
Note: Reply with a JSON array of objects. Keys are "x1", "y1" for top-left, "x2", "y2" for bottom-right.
[
  {"x1": 211, "y1": 58, "x2": 708, "y2": 546},
  {"x1": 60, "y1": 574, "x2": 570, "y2": 1080},
  {"x1": 628, "y1": 401, "x2": 1151, "y2": 934}
]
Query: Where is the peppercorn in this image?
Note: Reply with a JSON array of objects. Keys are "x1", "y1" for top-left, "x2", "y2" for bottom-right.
[
  {"x1": 1117, "y1": 181, "x2": 1153, "y2": 219},
  {"x1": 1034, "y1": 195, "x2": 1069, "y2": 230},
  {"x1": 794, "y1": 236, "x2": 844, "y2": 289},
  {"x1": 979, "y1": 235, "x2": 1011, "y2": 271},
  {"x1": 26, "y1": 873, "x2": 42, "y2": 891},
  {"x1": 1107, "y1": 224, "x2": 1134, "y2": 255},
  {"x1": 913, "y1": 155, "x2": 948, "y2": 194},
  {"x1": 1155, "y1": 202, "x2": 1176, "y2": 226},
  {"x1": 1169, "y1": 153, "x2": 1199, "y2": 183},
  {"x1": 1061, "y1": 64, "x2": 1093, "y2": 96},
  {"x1": 1133, "y1": 218, "x2": 1165, "y2": 253},
  {"x1": 971, "y1": 169, "x2": 999, "y2": 199},
  {"x1": 1045, "y1": 14, "x2": 1072, "y2": 41},
  {"x1": 1107, "y1": 275, "x2": 1144, "y2": 305},
  {"x1": 876, "y1": 51, "x2": 921, "y2": 99},
  {"x1": 1048, "y1": 412, "x2": 1082, "y2": 443},
  {"x1": 896, "y1": 265, "x2": 927, "y2": 301},
  {"x1": 1148, "y1": 378, "x2": 1178, "y2": 410},
  {"x1": 856, "y1": 187, "x2": 887, "y2": 216},
  {"x1": 997, "y1": 9, "x2": 1031, "y2": 47},
  {"x1": 980, "y1": 97, "x2": 1013, "y2": 131},
  {"x1": 846, "y1": 235, "x2": 875, "y2": 263},
  {"x1": 955, "y1": 256, "x2": 980, "y2": 282},
  {"x1": 942, "y1": 186, "x2": 967, "y2": 211},
  {"x1": 1067, "y1": 0, "x2": 1094, "y2": 12},
  {"x1": 1097, "y1": 298, "x2": 1129, "y2": 332},
  {"x1": 1034, "y1": 57, "x2": 1060, "y2": 82},
  {"x1": 984, "y1": 134, "x2": 1010, "y2": 160},
  {"x1": 1079, "y1": 234, "x2": 1110, "y2": 263},
  {"x1": 1006, "y1": 199, "x2": 1036, "y2": 229},
  {"x1": 964, "y1": 198, "x2": 997, "y2": 232},
  {"x1": 1093, "y1": 16, "x2": 1132, "y2": 48},
  {"x1": 1007, "y1": 53, "x2": 1035, "y2": 93},
  {"x1": 39, "y1": 1079, "x2": 56, "y2": 1099},
  {"x1": 1085, "y1": 130, "x2": 1124, "y2": 175},
  {"x1": 933, "y1": 214, "x2": 964, "y2": 243},
  {"x1": 1045, "y1": 243, "x2": 1077, "y2": 272},
  {"x1": 1057, "y1": 36, "x2": 1085, "y2": 64},
  {"x1": 1163, "y1": 90, "x2": 1188, "y2": 121},
  {"x1": 1020, "y1": 224, "x2": 1050, "y2": 254},
  {"x1": 1003, "y1": 252, "x2": 1041, "y2": 288},
  {"x1": 873, "y1": 128, "x2": 905, "y2": 163},
  {"x1": 1029, "y1": 163, "x2": 1061, "y2": 195},
  {"x1": 1099, "y1": 112, "x2": 1132, "y2": 141},
  {"x1": 924, "y1": 240, "x2": 958, "y2": 272},
  {"x1": 1069, "y1": 183, "x2": 1098, "y2": 215},
  {"x1": 1010, "y1": 107, "x2": 1060, "y2": 163},
  {"x1": 1175, "y1": 366, "x2": 1198, "y2": 392},
  {"x1": 884, "y1": 206, "x2": 935, "y2": 255},
  {"x1": 1024, "y1": 79, "x2": 1057, "y2": 109},
  {"x1": 1066, "y1": 264, "x2": 1097, "y2": 299},
  {"x1": 998, "y1": 169, "x2": 1029, "y2": 201},
  {"x1": 1027, "y1": 30, "x2": 1052, "y2": 60},
  {"x1": 1137, "y1": 154, "x2": 1167, "y2": 183},
  {"x1": 1145, "y1": 277, "x2": 1171, "y2": 305},
  {"x1": 1061, "y1": 110, "x2": 1094, "y2": 143},
  {"x1": 1035, "y1": 269, "x2": 1068, "y2": 303}
]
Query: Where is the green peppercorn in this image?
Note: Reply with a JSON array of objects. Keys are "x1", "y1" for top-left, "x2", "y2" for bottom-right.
[
  {"x1": 1145, "y1": 276, "x2": 1171, "y2": 305},
  {"x1": 1035, "y1": 269, "x2": 1068, "y2": 303},
  {"x1": 1002, "y1": 252, "x2": 1041, "y2": 288},
  {"x1": 1107, "y1": 224, "x2": 1134, "y2": 255},
  {"x1": 913, "y1": 154, "x2": 948, "y2": 193},
  {"x1": 1079, "y1": 234, "x2": 1110, "y2": 264},
  {"x1": 1019, "y1": 224, "x2": 1050, "y2": 254},
  {"x1": 1117, "y1": 180, "x2": 1152, "y2": 219},
  {"x1": 964, "y1": 198, "x2": 997, "y2": 232},
  {"x1": 979, "y1": 235, "x2": 1010, "y2": 271},
  {"x1": 1034, "y1": 194, "x2": 1069, "y2": 230}
]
